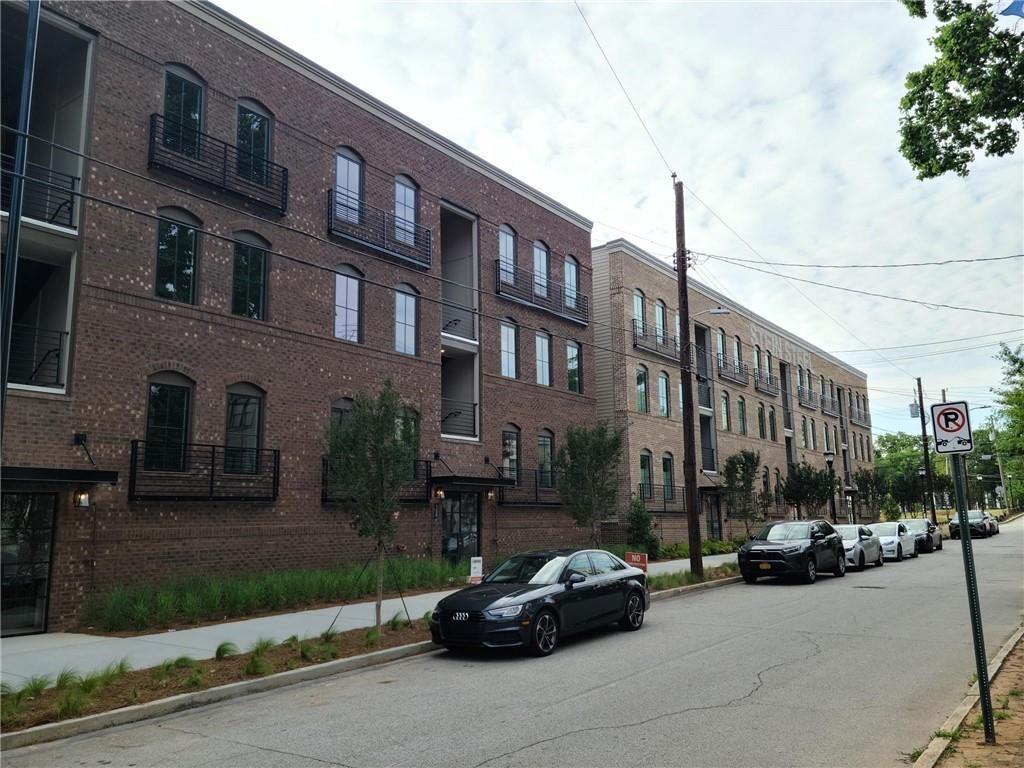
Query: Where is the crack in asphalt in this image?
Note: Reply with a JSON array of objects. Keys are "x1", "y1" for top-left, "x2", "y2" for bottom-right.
[
  {"x1": 471, "y1": 632, "x2": 825, "y2": 768},
  {"x1": 156, "y1": 723, "x2": 357, "y2": 767}
]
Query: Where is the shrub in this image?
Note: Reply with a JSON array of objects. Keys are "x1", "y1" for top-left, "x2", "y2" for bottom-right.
[
  {"x1": 55, "y1": 687, "x2": 88, "y2": 719},
  {"x1": 385, "y1": 612, "x2": 408, "y2": 631},
  {"x1": 215, "y1": 641, "x2": 238, "y2": 660},
  {"x1": 364, "y1": 627, "x2": 382, "y2": 646},
  {"x1": 243, "y1": 656, "x2": 272, "y2": 677},
  {"x1": 249, "y1": 638, "x2": 275, "y2": 657},
  {"x1": 182, "y1": 668, "x2": 204, "y2": 688},
  {"x1": 19, "y1": 674, "x2": 52, "y2": 700},
  {"x1": 153, "y1": 589, "x2": 177, "y2": 626},
  {"x1": 150, "y1": 660, "x2": 176, "y2": 683},
  {"x1": 626, "y1": 495, "x2": 660, "y2": 557},
  {"x1": 173, "y1": 656, "x2": 195, "y2": 669},
  {"x1": 320, "y1": 627, "x2": 338, "y2": 643}
]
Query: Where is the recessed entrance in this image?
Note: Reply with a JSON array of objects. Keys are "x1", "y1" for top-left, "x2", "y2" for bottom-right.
[
  {"x1": 441, "y1": 492, "x2": 480, "y2": 562},
  {"x1": 1, "y1": 492, "x2": 57, "y2": 636}
]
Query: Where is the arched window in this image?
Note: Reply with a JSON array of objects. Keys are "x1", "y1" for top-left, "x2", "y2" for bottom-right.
[
  {"x1": 762, "y1": 466, "x2": 770, "y2": 494},
  {"x1": 395, "y1": 283, "x2": 418, "y2": 355},
  {"x1": 566, "y1": 340, "x2": 581, "y2": 393},
  {"x1": 765, "y1": 350, "x2": 773, "y2": 377},
  {"x1": 655, "y1": 301, "x2": 667, "y2": 344},
  {"x1": 717, "y1": 328, "x2": 726, "y2": 365},
  {"x1": 662, "y1": 452, "x2": 675, "y2": 500},
  {"x1": 658, "y1": 371, "x2": 670, "y2": 417},
  {"x1": 236, "y1": 98, "x2": 272, "y2": 184},
  {"x1": 829, "y1": 379, "x2": 835, "y2": 399},
  {"x1": 535, "y1": 331, "x2": 552, "y2": 386},
  {"x1": 852, "y1": 433, "x2": 860, "y2": 460},
  {"x1": 394, "y1": 175, "x2": 418, "y2": 245},
  {"x1": 800, "y1": 415, "x2": 808, "y2": 448},
  {"x1": 737, "y1": 396, "x2": 747, "y2": 435},
  {"x1": 757, "y1": 402, "x2": 766, "y2": 439},
  {"x1": 502, "y1": 424, "x2": 520, "y2": 483},
  {"x1": 754, "y1": 345, "x2": 762, "y2": 377},
  {"x1": 633, "y1": 290, "x2": 646, "y2": 334},
  {"x1": 538, "y1": 429, "x2": 555, "y2": 488},
  {"x1": 163, "y1": 64, "x2": 204, "y2": 158},
  {"x1": 334, "y1": 146, "x2": 363, "y2": 223},
  {"x1": 810, "y1": 418, "x2": 817, "y2": 450},
  {"x1": 833, "y1": 426, "x2": 840, "y2": 452},
  {"x1": 334, "y1": 264, "x2": 363, "y2": 343},
  {"x1": 819, "y1": 375, "x2": 826, "y2": 399},
  {"x1": 866, "y1": 439, "x2": 872, "y2": 462},
  {"x1": 564, "y1": 255, "x2": 579, "y2": 310},
  {"x1": 225, "y1": 382, "x2": 264, "y2": 474},
  {"x1": 639, "y1": 450, "x2": 653, "y2": 498},
  {"x1": 232, "y1": 230, "x2": 269, "y2": 320},
  {"x1": 156, "y1": 207, "x2": 201, "y2": 305},
  {"x1": 768, "y1": 406, "x2": 777, "y2": 441},
  {"x1": 533, "y1": 240, "x2": 549, "y2": 298},
  {"x1": 499, "y1": 225, "x2": 517, "y2": 284},
  {"x1": 145, "y1": 371, "x2": 194, "y2": 471},
  {"x1": 823, "y1": 422, "x2": 831, "y2": 451},
  {"x1": 720, "y1": 391, "x2": 731, "y2": 431},
  {"x1": 860, "y1": 434, "x2": 867, "y2": 460},
  {"x1": 774, "y1": 468, "x2": 783, "y2": 503},
  {"x1": 797, "y1": 366, "x2": 804, "y2": 392},
  {"x1": 636, "y1": 365, "x2": 649, "y2": 413},
  {"x1": 331, "y1": 397, "x2": 354, "y2": 426},
  {"x1": 733, "y1": 336, "x2": 742, "y2": 366},
  {"x1": 501, "y1": 320, "x2": 518, "y2": 378}
]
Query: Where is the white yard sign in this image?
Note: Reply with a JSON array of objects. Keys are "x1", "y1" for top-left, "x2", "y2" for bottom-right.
[{"x1": 930, "y1": 401, "x2": 974, "y2": 455}]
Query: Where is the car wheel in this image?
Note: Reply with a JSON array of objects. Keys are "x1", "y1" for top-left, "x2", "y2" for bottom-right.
[
  {"x1": 952, "y1": 531, "x2": 959, "y2": 539},
  {"x1": 936, "y1": 538, "x2": 943, "y2": 551},
  {"x1": 742, "y1": 572, "x2": 758, "y2": 584},
  {"x1": 875, "y1": 549, "x2": 884, "y2": 567},
  {"x1": 834, "y1": 553, "x2": 846, "y2": 577},
  {"x1": 911, "y1": 542, "x2": 919, "y2": 558},
  {"x1": 896, "y1": 545, "x2": 903, "y2": 562},
  {"x1": 619, "y1": 591, "x2": 645, "y2": 631},
  {"x1": 857, "y1": 553, "x2": 865, "y2": 572},
  {"x1": 529, "y1": 610, "x2": 559, "y2": 657},
  {"x1": 804, "y1": 558, "x2": 817, "y2": 584}
]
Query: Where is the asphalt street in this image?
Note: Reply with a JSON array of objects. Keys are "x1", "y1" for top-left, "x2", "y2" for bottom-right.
[{"x1": 7, "y1": 518, "x2": 1023, "y2": 768}]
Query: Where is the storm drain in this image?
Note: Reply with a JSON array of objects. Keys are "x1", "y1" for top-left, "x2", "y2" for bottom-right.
[{"x1": 853, "y1": 585, "x2": 886, "y2": 589}]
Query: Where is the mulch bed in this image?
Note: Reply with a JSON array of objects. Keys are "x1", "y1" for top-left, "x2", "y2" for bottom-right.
[{"x1": 1, "y1": 621, "x2": 430, "y2": 732}]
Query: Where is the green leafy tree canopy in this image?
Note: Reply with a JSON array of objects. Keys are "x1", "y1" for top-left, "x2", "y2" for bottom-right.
[
  {"x1": 555, "y1": 422, "x2": 623, "y2": 545},
  {"x1": 723, "y1": 450, "x2": 762, "y2": 533}
]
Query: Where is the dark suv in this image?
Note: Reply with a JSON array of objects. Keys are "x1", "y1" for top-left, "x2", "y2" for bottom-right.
[{"x1": 738, "y1": 520, "x2": 847, "y2": 584}]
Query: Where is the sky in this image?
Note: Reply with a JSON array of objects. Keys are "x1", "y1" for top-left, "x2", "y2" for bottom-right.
[{"x1": 217, "y1": 0, "x2": 1024, "y2": 440}]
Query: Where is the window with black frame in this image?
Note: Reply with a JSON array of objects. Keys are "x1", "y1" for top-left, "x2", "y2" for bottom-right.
[
  {"x1": 502, "y1": 426, "x2": 520, "y2": 484},
  {"x1": 225, "y1": 386, "x2": 262, "y2": 474},
  {"x1": 145, "y1": 376, "x2": 192, "y2": 471},
  {"x1": 155, "y1": 210, "x2": 200, "y2": 304},
  {"x1": 236, "y1": 101, "x2": 270, "y2": 185},
  {"x1": 232, "y1": 234, "x2": 268, "y2": 320},
  {"x1": 538, "y1": 431, "x2": 554, "y2": 488},
  {"x1": 163, "y1": 69, "x2": 203, "y2": 158}
]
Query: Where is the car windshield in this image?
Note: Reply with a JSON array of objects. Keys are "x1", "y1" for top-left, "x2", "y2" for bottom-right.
[
  {"x1": 834, "y1": 525, "x2": 860, "y2": 540},
  {"x1": 903, "y1": 520, "x2": 929, "y2": 531},
  {"x1": 967, "y1": 511, "x2": 984, "y2": 520},
  {"x1": 484, "y1": 554, "x2": 567, "y2": 585},
  {"x1": 871, "y1": 523, "x2": 898, "y2": 536},
  {"x1": 754, "y1": 523, "x2": 811, "y2": 541}
]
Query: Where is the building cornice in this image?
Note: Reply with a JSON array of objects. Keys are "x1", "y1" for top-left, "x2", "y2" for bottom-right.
[
  {"x1": 592, "y1": 238, "x2": 868, "y2": 381},
  {"x1": 180, "y1": 1, "x2": 593, "y2": 232}
]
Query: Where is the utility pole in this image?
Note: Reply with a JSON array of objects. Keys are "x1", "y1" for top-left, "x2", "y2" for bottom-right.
[
  {"x1": 0, "y1": 0, "x2": 41, "y2": 442},
  {"x1": 674, "y1": 175, "x2": 703, "y2": 580},
  {"x1": 917, "y1": 378, "x2": 937, "y2": 525},
  {"x1": 988, "y1": 416, "x2": 1009, "y2": 514}
]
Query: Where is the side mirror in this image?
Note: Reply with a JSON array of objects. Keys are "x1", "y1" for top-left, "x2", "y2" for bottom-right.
[
  {"x1": 860, "y1": 533, "x2": 871, "y2": 541},
  {"x1": 812, "y1": 531, "x2": 825, "y2": 540},
  {"x1": 566, "y1": 572, "x2": 586, "y2": 587},
  {"x1": 748, "y1": 533, "x2": 755, "y2": 540}
]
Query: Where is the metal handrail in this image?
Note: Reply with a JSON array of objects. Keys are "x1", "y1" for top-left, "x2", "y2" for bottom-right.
[
  {"x1": 716, "y1": 353, "x2": 749, "y2": 385},
  {"x1": 632, "y1": 319, "x2": 679, "y2": 361},
  {"x1": 8, "y1": 324, "x2": 67, "y2": 387},
  {"x1": 322, "y1": 457, "x2": 431, "y2": 503},
  {"x1": 441, "y1": 398, "x2": 477, "y2": 437},
  {"x1": 1, "y1": 152, "x2": 77, "y2": 227},
  {"x1": 129, "y1": 440, "x2": 280, "y2": 501},
  {"x1": 327, "y1": 187, "x2": 432, "y2": 268},
  {"x1": 494, "y1": 259, "x2": 589, "y2": 324}
]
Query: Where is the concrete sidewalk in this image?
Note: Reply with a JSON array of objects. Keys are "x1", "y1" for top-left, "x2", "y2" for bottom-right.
[{"x1": 0, "y1": 552, "x2": 736, "y2": 687}]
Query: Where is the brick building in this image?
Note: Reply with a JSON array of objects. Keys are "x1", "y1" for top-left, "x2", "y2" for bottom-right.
[
  {"x1": 0, "y1": 0, "x2": 596, "y2": 634},
  {"x1": 592, "y1": 240, "x2": 875, "y2": 544}
]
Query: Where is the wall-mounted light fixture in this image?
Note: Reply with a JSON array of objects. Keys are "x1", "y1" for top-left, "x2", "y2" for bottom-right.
[
  {"x1": 433, "y1": 487, "x2": 445, "y2": 500},
  {"x1": 487, "y1": 489, "x2": 496, "y2": 501},
  {"x1": 73, "y1": 488, "x2": 90, "y2": 508}
]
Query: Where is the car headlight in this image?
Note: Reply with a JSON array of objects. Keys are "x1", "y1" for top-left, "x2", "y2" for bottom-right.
[
  {"x1": 782, "y1": 545, "x2": 802, "y2": 554},
  {"x1": 843, "y1": 544, "x2": 854, "y2": 551},
  {"x1": 486, "y1": 604, "x2": 524, "y2": 619}
]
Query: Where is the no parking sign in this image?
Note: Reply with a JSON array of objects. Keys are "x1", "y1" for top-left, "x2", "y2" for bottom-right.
[{"x1": 930, "y1": 401, "x2": 973, "y2": 455}]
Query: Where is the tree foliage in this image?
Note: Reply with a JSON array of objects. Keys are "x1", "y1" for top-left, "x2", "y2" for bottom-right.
[
  {"x1": 994, "y1": 343, "x2": 1024, "y2": 510},
  {"x1": 898, "y1": 1, "x2": 1024, "y2": 179},
  {"x1": 325, "y1": 380, "x2": 416, "y2": 633},
  {"x1": 723, "y1": 449, "x2": 762, "y2": 534},
  {"x1": 782, "y1": 462, "x2": 837, "y2": 519},
  {"x1": 555, "y1": 422, "x2": 623, "y2": 545},
  {"x1": 626, "y1": 494, "x2": 660, "y2": 557},
  {"x1": 853, "y1": 467, "x2": 887, "y2": 514}
]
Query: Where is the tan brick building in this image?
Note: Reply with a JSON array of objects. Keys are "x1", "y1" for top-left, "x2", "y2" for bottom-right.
[{"x1": 592, "y1": 240, "x2": 874, "y2": 543}]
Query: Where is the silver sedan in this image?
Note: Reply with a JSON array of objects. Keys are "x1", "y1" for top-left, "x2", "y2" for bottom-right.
[{"x1": 835, "y1": 524, "x2": 884, "y2": 570}]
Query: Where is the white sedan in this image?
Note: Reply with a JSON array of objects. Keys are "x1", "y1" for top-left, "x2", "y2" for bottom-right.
[
  {"x1": 868, "y1": 522, "x2": 918, "y2": 561},
  {"x1": 835, "y1": 524, "x2": 883, "y2": 570}
]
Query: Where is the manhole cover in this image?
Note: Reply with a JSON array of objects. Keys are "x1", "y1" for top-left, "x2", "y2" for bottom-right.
[{"x1": 853, "y1": 585, "x2": 886, "y2": 589}]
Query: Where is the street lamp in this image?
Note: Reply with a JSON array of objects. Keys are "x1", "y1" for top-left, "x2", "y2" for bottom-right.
[
  {"x1": 976, "y1": 475, "x2": 985, "y2": 511},
  {"x1": 823, "y1": 450, "x2": 837, "y2": 523}
]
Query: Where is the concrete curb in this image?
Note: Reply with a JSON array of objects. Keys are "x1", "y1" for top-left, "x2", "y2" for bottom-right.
[
  {"x1": 0, "y1": 639, "x2": 440, "y2": 751},
  {"x1": 3, "y1": 575, "x2": 741, "y2": 750},
  {"x1": 912, "y1": 622, "x2": 1024, "y2": 768}
]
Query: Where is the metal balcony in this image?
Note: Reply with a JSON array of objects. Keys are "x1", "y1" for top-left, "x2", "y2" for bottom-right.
[
  {"x1": 821, "y1": 396, "x2": 841, "y2": 417},
  {"x1": 716, "y1": 354, "x2": 749, "y2": 386},
  {"x1": 322, "y1": 457, "x2": 431, "y2": 503},
  {"x1": 327, "y1": 188, "x2": 431, "y2": 269},
  {"x1": 797, "y1": 387, "x2": 818, "y2": 409},
  {"x1": 632, "y1": 319, "x2": 679, "y2": 362},
  {"x1": 148, "y1": 114, "x2": 289, "y2": 213},
  {"x1": 1, "y1": 153, "x2": 77, "y2": 228},
  {"x1": 494, "y1": 259, "x2": 589, "y2": 325},
  {"x1": 754, "y1": 372, "x2": 780, "y2": 396},
  {"x1": 441, "y1": 300, "x2": 477, "y2": 341},
  {"x1": 129, "y1": 440, "x2": 280, "y2": 501},
  {"x1": 441, "y1": 398, "x2": 477, "y2": 438},
  {"x1": 849, "y1": 407, "x2": 871, "y2": 427},
  {"x1": 697, "y1": 379, "x2": 713, "y2": 409},
  {"x1": 497, "y1": 468, "x2": 562, "y2": 506},
  {"x1": 7, "y1": 325, "x2": 67, "y2": 388},
  {"x1": 701, "y1": 446, "x2": 717, "y2": 472},
  {"x1": 640, "y1": 484, "x2": 686, "y2": 514}
]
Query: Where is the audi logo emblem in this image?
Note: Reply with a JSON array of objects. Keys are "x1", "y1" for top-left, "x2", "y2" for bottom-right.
[{"x1": 453, "y1": 611, "x2": 469, "y2": 621}]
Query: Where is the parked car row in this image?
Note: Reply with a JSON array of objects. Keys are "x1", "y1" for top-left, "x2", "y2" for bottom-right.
[
  {"x1": 737, "y1": 516, "x2": 949, "y2": 584},
  {"x1": 949, "y1": 510, "x2": 1000, "y2": 539}
]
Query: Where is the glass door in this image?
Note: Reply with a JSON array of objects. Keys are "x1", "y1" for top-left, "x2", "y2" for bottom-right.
[
  {"x1": 704, "y1": 494, "x2": 723, "y2": 541},
  {"x1": 2, "y1": 493, "x2": 57, "y2": 636},
  {"x1": 441, "y1": 492, "x2": 480, "y2": 562}
]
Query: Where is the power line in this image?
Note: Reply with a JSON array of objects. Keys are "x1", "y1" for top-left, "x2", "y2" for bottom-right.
[
  {"x1": 853, "y1": 338, "x2": 1024, "y2": 365},
  {"x1": 705, "y1": 256, "x2": 1024, "y2": 319},
  {"x1": 827, "y1": 328, "x2": 1024, "y2": 354},
  {"x1": 692, "y1": 251, "x2": 1024, "y2": 270}
]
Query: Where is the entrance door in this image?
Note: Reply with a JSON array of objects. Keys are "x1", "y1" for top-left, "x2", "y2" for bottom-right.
[
  {"x1": 704, "y1": 494, "x2": 723, "y2": 541},
  {"x1": 2, "y1": 493, "x2": 57, "y2": 636},
  {"x1": 441, "y1": 492, "x2": 480, "y2": 562}
]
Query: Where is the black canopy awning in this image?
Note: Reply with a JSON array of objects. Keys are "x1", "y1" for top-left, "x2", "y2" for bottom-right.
[
  {"x1": 431, "y1": 474, "x2": 516, "y2": 489},
  {"x1": 1, "y1": 466, "x2": 119, "y2": 485}
]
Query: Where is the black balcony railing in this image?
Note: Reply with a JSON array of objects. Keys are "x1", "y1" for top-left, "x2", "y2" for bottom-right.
[
  {"x1": 849, "y1": 407, "x2": 871, "y2": 427},
  {"x1": 321, "y1": 457, "x2": 431, "y2": 504},
  {"x1": 716, "y1": 354, "x2": 749, "y2": 386},
  {"x1": 754, "y1": 371, "x2": 780, "y2": 396},
  {"x1": 701, "y1": 446, "x2": 717, "y2": 472},
  {"x1": 632, "y1": 319, "x2": 679, "y2": 361},
  {"x1": 7, "y1": 325, "x2": 67, "y2": 388},
  {"x1": 697, "y1": 379, "x2": 713, "y2": 409},
  {"x1": 498, "y1": 468, "x2": 562, "y2": 506},
  {"x1": 797, "y1": 387, "x2": 818, "y2": 409},
  {"x1": 494, "y1": 260, "x2": 589, "y2": 325},
  {"x1": 640, "y1": 484, "x2": 686, "y2": 514},
  {"x1": 821, "y1": 396, "x2": 841, "y2": 417},
  {"x1": 129, "y1": 440, "x2": 280, "y2": 501},
  {"x1": 327, "y1": 188, "x2": 432, "y2": 269},
  {"x1": 1, "y1": 153, "x2": 77, "y2": 228},
  {"x1": 148, "y1": 114, "x2": 289, "y2": 213},
  {"x1": 441, "y1": 398, "x2": 477, "y2": 438},
  {"x1": 441, "y1": 300, "x2": 477, "y2": 341}
]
